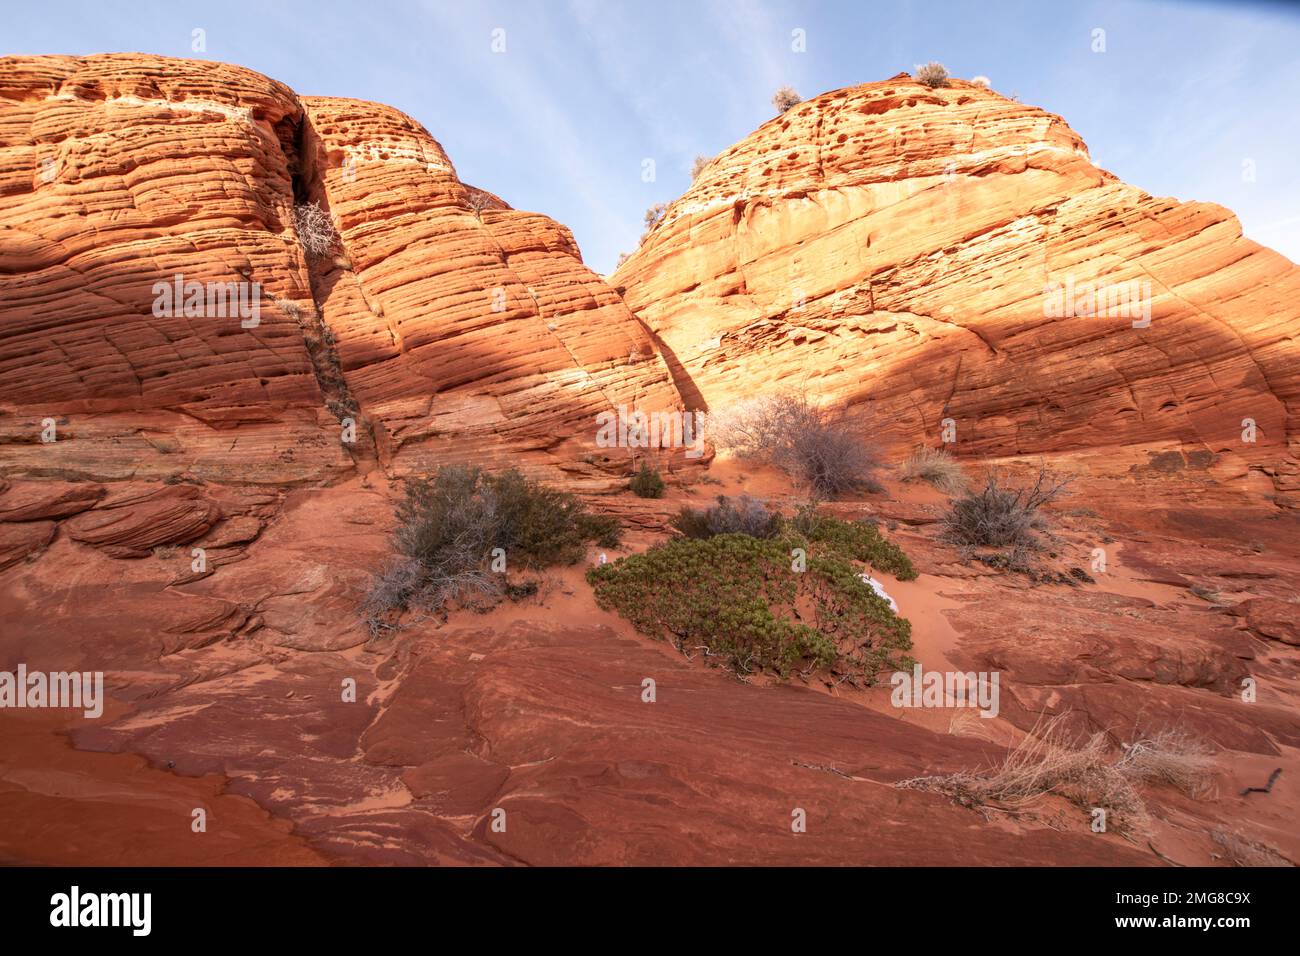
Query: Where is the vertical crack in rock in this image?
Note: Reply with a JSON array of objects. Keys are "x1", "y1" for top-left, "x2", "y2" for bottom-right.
[{"x1": 278, "y1": 108, "x2": 377, "y2": 471}]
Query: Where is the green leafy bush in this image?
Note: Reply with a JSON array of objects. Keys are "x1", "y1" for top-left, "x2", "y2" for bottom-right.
[
  {"x1": 788, "y1": 505, "x2": 918, "y2": 580},
  {"x1": 362, "y1": 465, "x2": 619, "y2": 634},
  {"x1": 629, "y1": 462, "x2": 666, "y2": 499},
  {"x1": 587, "y1": 533, "x2": 913, "y2": 682}
]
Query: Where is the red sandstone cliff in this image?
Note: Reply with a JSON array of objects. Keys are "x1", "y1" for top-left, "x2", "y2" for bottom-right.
[
  {"x1": 613, "y1": 74, "x2": 1300, "y2": 502},
  {"x1": 0, "y1": 54, "x2": 683, "y2": 489}
]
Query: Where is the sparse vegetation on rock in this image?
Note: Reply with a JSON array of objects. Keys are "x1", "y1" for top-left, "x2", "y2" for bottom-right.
[
  {"x1": 916, "y1": 61, "x2": 950, "y2": 88},
  {"x1": 588, "y1": 532, "x2": 913, "y2": 682},
  {"x1": 711, "y1": 391, "x2": 882, "y2": 498},
  {"x1": 690, "y1": 154, "x2": 712, "y2": 180},
  {"x1": 898, "y1": 715, "x2": 1151, "y2": 835},
  {"x1": 362, "y1": 465, "x2": 620, "y2": 634},
  {"x1": 293, "y1": 201, "x2": 339, "y2": 258},
  {"x1": 772, "y1": 86, "x2": 802, "y2": 114},
  {"x1": 1116, "y1": 729, "x2": 1216, "y2": 798},
  {"x1": 638, "y1": 202, "x2": 669, "y2": 245},
  {"x1": 943, "y1": 468, "x2": 1070, "y2": 550},
  {"x1": 672, "y1": 494, "x2": 781, "y2": 539},
  {"x1": 901, "y1": 446, "x2": 967, "y2": 494},
  {"x1": 629, "y1": 462, "x2": 666, "y2": 499}
]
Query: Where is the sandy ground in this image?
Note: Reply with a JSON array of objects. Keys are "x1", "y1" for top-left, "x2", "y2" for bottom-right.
[{"x1": 1, "y1": 454, "x2": 1297, "y2": 865}]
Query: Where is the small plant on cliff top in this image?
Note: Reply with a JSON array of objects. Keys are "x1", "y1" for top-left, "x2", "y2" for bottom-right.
[
  {"x1": 772, "y1": 86, "x2": 802, "y2": 114},
  {"x1": 640, "y1": 202, "x2": 669, "y2": 244},
  {"x1": 294, "y1": 201, "x2": 339, "y2": 258},
  {"x1": 916, "y1": 62, "x2": 951, "y2": 89},
  {"x1": 361, "y1": 465, "x2": 620, "y2": 635},
  {"x1": 691, "y1": 154, "x2": 712, "y2": 181}
]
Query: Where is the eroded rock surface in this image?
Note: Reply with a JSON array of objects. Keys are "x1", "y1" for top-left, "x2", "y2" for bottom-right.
[
  {"x1": 0, "y1": 54, "x2": 686, "y2": 489},
  {"x1": 614, "y1": 75, "x2": 1300, "y2": 502}
]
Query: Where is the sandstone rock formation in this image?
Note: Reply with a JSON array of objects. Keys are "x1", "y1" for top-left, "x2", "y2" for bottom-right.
[
  {"x1": 613, "y1": 75, "x2": 1300, "y2": 502},
  {"x1": 0, "y1": 54, "x2": 684, "y2": 490},
  {"x1": 1, "y1": 57, "x2": 1297, "y2": 870}
]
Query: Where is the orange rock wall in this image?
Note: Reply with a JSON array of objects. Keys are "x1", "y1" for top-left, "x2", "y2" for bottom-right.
[
  {"x1": 614, "y1": 76, "x2": 1300, "y2": 499},
  {"x1": 0, "y1": 55, "x2": 685, "y2": 489}
]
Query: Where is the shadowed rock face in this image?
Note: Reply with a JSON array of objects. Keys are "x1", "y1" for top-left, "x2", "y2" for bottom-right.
[
  {"x1": 613, "y1": 75, "x2": 1300, "y2": 504},
  {"x1": 0, "y1": 54, "x2": 684, "y2": 489}
]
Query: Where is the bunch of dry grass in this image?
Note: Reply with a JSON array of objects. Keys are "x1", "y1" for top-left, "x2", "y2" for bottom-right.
[
  {"x1": 900, "y1": 446, "x2": 967, "y2": 494},
  {"x1": 897, "y1": 715, "x2": 1150, "y2": 835},
  {"x1": 1117, "y1": 729, "x2": 1216, "y2": 798}
]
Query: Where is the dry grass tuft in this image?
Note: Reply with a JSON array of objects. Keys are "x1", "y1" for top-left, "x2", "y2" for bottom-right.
[
  {"x1": 901, "y1": 446, "x2": 967, "y2": 494},
  {"x1": 897, "y1": 715, "x2": 1150, "y2": 835},
  {"x1": 1117, "y1": 729, "x2": 1216, "y2": 798}
]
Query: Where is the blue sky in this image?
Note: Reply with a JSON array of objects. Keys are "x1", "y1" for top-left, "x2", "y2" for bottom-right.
[{"x1": 5, "y1": 0, "x2": 1299, "y2": 273}]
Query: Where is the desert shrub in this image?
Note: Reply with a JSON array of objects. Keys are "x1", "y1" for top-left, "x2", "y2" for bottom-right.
[
  {"x1": 361, "y1": 465, "x2": 619, "y2": 634},
  {"x1": 943, "y1": 468, "x2": 1070, "y2": 549},
  {"x1": 916, "y1": 61, "x2": 950, "y2": 89},
  {"x1": 788, "y1": 504, "x2": 918, "y2": 580},
  {"x1": 639, "y1": 202, "x2": 669, "y2": 245},
  {"x1": 293, "y1": 201, "x2": 339, "y2": 258},
  {"x1": 464, "y1": 187, "x2": 501, "y2": 217},
  {"x1": 629, "y1": 462, "x2": 666, "y2": 499},
  {"x1": 900, "y1": 446, "x2": 966, "y2": 494},
  {"x1": 505, "y1": 579, "x2": 540, "y2": 601},
  {"x1": 1116, "y1": 729, "x2": 1215, "y2": 798},
  {"x1": 587, "y1": 534, "x2": 912, "y2": 681},
  {"x1": 970, "y1": 75, "x2": 991, "y2": 88},
  {"x1": 690, "y1": 154, "x2": 712, "y2": 181},
  {"x1": 671, "y1": 494, "x2": 781, "y2": 539},
  {"x1": 710, "y1": 391, "x2": 881, "y2": 497},
  {"x1": 772, "y1": 86, "x2": 802, "y2": 114},
  {"x1": 897, "y1": 715, "x2": 1150, "y2": 835},
  {"x1": 615, "y1": 252, "x2": 632, "y2": 269}
]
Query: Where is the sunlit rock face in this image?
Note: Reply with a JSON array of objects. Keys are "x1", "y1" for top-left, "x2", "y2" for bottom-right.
[
  {"x1": 0, "y1": 54, "x2": 685, "y2": 489},
  {"x1": 613, "y1": 75, "x2": 1300, "y2": 502}
]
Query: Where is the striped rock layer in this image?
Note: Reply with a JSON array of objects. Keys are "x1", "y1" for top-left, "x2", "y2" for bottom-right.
[
  {"x1": 0, "y1": 54, "x2": 683, "y2": 489},
  {"x1": 613, "y1": 75, "x2": 1300, "y2": 501}
]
